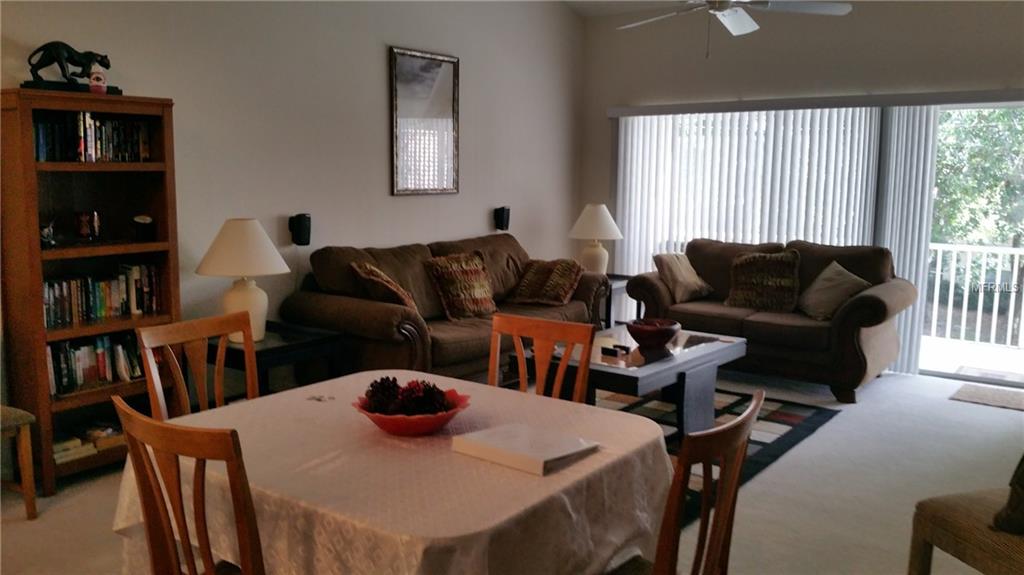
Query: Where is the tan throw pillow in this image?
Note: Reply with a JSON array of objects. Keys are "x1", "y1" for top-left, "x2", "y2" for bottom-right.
[
  {"x1": 798, "y1": 261, "x2": 872, "y2": 320},
  {"x1": 725, "y1": 250, "x2": 801, "y2": 312},
  {"x1": 350, "y1": 262, "x2": 419, "y2": 313},
  {"x1": 509, "y1": 259, "x2": 584, "y2": 306},
  {"x1": 424, "y1": 251, "x2": 497, "y2": 320},
  {"x1": 653, "y1": 253, "x2": 712, "y2": 304}
]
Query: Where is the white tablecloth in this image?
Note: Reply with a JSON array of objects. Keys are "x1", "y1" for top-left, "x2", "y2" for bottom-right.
[{"x1": 113, "y1": 370, "x2": 672, "y2": 575}]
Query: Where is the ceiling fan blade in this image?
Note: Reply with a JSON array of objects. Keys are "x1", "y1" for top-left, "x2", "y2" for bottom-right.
[
  {"x1": 616, "y1": 4, "x2": 707, "y2": 31},
  {"x1": 715, "y1": 7, "x2": 760, "y2": 36},
  {"x1": 744, "y1": 1, "x2": 852, "y2": 16}
]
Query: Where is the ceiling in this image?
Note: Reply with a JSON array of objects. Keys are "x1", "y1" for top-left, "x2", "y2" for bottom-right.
[{"x1": 565, "y1": 1, "x2": 677, "y2": 18}]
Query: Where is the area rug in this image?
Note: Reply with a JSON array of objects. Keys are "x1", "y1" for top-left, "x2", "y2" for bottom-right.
[
  {"x1": 950, "y1": 383, "x2": 1024, "y2": 412},
  {"x1": 596, "y1": 388, "x2": 839, "y2": 526}
]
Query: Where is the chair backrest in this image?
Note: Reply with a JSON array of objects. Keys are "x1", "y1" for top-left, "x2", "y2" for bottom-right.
[
  {"x1": 487, "y1": 313, "x2": 596, "y2": 403},
  {"x1": 653, "y1": 390, "x2": 766, "y2": 575},
  {"x1": 112, "y1": 396, "x2": 265, "y2": 575},
  {"x1": 136, "y1": 312, "x2": 258, "y2": 421}
]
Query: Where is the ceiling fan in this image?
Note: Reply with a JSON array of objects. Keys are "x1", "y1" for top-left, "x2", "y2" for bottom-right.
[{"x1": 617, "y1": 1, "x2": 853, "y2": 37}]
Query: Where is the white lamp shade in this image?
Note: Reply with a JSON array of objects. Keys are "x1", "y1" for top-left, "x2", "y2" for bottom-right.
[
  {"x1": 196, "y1": 218, "x2": 290, "y2": 277},
  {"x1": 569, "y1": 204, "x2": 623, "y2": 241}
]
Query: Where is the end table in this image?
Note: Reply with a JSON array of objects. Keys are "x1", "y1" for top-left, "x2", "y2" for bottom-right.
[{"x1": 603, "y1": 273, "x2": 643, "y2": 328}]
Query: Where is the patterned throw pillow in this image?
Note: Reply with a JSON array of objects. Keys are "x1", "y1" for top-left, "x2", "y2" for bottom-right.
[
  {"x1": 725, "y1": 250, "x2": 801, "y2": 312},
  {"x1": 350, "y1": 262, "x2": 419, "y2": 312},
  {"x1": 508, "y1": 259, "x2": 584, "y2": 306},
  {"x1": 425, "y1": 251, "x2": 497, "y2": 320}
]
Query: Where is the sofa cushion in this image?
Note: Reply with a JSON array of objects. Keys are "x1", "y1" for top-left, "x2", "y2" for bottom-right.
[
  {"x1": 788, "y1": 240, "x2": 894, "y2": 290},
  {"x1": 665, "y1": 300, "x2": 756, "y2": 336},
  {"x1": 743, "y1": 311, "x2": 831, "y2": 351},
  {"x1": 685, "y1": 239, "x2": 785, "y2": 300},
  {"x1": 798, "y1": 261, "x2": 872, "y2": 320},
  {"x1": 654, "y1": 253, "x2": 712, "y2": 304},
  {"x1": 428, "y1": 234, "x2": 531, "y2": 301},
  {"x1": 425, "y1": 252, "x2": 498, "y2": 320},
  {"x1": 498, "y1": 301, "x2": 590, "y2": 324},
  {"x1": 726, "y1": 250, "x2": 801, "y2": 312},
  {"x1": 508, "y1": 259, "x2": 583, "y2": 306},
  {"x1": 428, "y1": 317, "x2": 496, "y2": 367},
  {"x1": 310, "y1": 246, "x2": 377, "y2": 297},
  {"x1": 350, "y1": 262, "x2": 419, "y2": 312},
  {"x1": 364, "y1": 244, "x2": 446, "y2": 320}
]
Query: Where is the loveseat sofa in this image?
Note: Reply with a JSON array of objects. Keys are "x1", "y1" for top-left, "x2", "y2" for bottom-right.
[
  {"x1": 281, "y1": 234, "x2": 609, "y2": 378},
  {"x1": 626, "y1": 239, "x2": 917, "y2": 402}
]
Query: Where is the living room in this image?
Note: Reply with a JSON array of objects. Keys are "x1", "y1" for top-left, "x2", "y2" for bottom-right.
[{"x1": 1, "y1": 1, "x2": 1022, "y2": 574}]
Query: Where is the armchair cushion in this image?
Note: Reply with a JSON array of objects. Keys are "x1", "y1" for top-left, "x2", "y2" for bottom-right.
[
  {"x1": 350, "y1": 261, "x2": 418, "y2": 312},
  {"x1": 508, "y1": 259, "x2": 583, "y2": 305},
  {"x1": 425, "y1": 252, "x2": 497, "y2": 320},
  {"x1": 798, "y1": 261, "x2": 872, "y2": 320},
  {"x1": 725, "y1": 250, "x2": 801, "y2": 312}
]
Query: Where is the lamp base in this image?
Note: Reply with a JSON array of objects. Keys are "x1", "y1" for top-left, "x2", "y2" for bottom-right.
[
  {"x1": 578, "y1": 240, "x2": 609, "y2": 274},
  {"x1": 222, "y1": 278, "x2": 268, "y2": 342}
]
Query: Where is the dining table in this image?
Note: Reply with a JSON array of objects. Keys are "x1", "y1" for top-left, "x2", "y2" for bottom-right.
[{"x1": 112, "y1": 369, "x2": 673, "y2": 575}]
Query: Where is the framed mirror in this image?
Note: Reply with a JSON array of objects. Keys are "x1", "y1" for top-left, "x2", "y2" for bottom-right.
[{"x1": 390, "y1": 47, "x2": 459, "y2": 196}]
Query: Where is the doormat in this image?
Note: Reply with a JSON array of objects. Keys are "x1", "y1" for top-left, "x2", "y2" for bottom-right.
[{"x1": 950, "y1": 383, "x2": 1024, "y2": 412}]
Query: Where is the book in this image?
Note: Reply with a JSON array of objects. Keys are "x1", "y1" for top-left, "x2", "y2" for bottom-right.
[
  {"x1": 52, "y1": 436, "x2": 83, "y2": 454},
  {"x1": 53, "y1": 443, "x2": 98, "y2": 464},
  {"x1": 452, "y1": 424, "x2": 599, "y2": 476}
]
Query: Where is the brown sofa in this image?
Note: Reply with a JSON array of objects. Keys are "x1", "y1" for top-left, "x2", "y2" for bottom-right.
[
  {"x1": 626, "y1": 239, "x2": 917, "y2": 402},
  {"x1": 280, "y1": 234, "x2": 609, "y2": 379}
]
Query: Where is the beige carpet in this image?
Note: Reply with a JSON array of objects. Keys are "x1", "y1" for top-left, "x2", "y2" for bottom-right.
[
  {"x1": 950, "y1": 382, "x2": 1024, "y2": 411},
  {"x1": 3, "y1": 373, "x2": 1023, "y2": 575}
]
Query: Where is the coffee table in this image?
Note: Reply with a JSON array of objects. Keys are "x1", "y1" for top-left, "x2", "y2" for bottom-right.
[{"x1": 573, "y1": 325, "x2": 746, "y2": 435}]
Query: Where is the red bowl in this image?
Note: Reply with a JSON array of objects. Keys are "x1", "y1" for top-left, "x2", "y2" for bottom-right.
[
  {"x1": 352, "y1": 389, "x2": 470, "y2": 436},
  {"x1": 626, "y1": 319, "x2": 681, "y2": 350}
]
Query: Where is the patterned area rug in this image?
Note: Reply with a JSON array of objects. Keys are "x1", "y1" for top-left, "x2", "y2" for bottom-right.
[{"x1": 596, "y1": 388, "x2": 839, "y2": 525}]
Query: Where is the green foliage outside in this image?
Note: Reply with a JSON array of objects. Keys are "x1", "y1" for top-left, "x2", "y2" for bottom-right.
[{"x1": 932, "y1": 107, "x2": 1024, "y2": 247}]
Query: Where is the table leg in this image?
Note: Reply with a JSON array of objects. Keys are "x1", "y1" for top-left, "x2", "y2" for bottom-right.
[
  {"x1": 257, "y1": 365, "x2": 271, "y2": 397},
  {"x1": 676, "y1": 365, "x2": 717, "y2": 435},
  {"x1": 604, "y1": 291, "x2": 613, "y2": 329},
  {"x1": 635, "y1": 301, "x2": 643, "y2": 320}
]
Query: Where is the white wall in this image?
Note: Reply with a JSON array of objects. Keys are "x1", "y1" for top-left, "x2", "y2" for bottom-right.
[
  {"x1": 580, "y1": 0, "x2": 1024, "y2": 251},
  {"x1": 1, "y1": 1, "x2": 583, "y2": 318}
]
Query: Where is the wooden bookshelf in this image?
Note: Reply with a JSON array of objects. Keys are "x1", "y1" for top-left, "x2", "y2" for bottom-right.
[{"x1": 2, "y1": 89, "x2": 180, "y2": 495}]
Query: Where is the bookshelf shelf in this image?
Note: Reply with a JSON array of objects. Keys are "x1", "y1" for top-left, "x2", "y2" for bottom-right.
[
  {"x1": 36, "y1": 161, "x2": 166, "y2": 173},
  {"x1": 45, "y1": 314, "x2": 173, "y2": 342},
  {"x1": 2, "y1": 88, "x2": 180, "y2": 495},
  {"x1": 51, "y1": 378, "x2": 150, "y2": 413},
  {"x1": 54, "y1": 444, "x2": 128, "y2": 477},
  {"x1": 41, "y1": 241, "x2": 170, "y2": 261}
]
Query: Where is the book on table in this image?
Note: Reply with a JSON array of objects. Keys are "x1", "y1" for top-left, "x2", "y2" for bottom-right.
[{"x1": 452, "y1": 424, "x2": 599, "y2": 476}]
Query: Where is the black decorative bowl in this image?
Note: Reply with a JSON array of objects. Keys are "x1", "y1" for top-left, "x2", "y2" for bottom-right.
[{"x1": 626, "y1": 319, "x2": 681, "y2": 353}]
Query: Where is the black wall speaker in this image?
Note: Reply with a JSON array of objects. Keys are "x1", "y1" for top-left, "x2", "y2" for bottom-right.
[
  {"x1": 493, "y1": 206, "x2": 510, "y2": 231},
  {"x1": 288, "y1": 213, "x2": 311, "y2": 246}
]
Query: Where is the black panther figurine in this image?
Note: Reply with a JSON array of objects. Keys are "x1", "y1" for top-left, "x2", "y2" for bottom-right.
[{"x1": 27, "y1": 41, "x2": 110, "y2": 84}]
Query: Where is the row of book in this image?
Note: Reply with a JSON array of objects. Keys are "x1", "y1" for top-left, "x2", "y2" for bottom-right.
[
  {"x1": 34, "y1": 112, "x2": 152, "y2": 163},
  {"x1": 43, "y1": 265, "x2": 160, "y2": 329},
  {"x1": 46, "y1": 334, "x2": 145, "y2": 396},
  {"x1": 53, "y1": 423, "x2": 125, "y2": 464}
]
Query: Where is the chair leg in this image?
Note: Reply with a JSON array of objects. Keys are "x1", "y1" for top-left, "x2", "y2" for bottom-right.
[
  {"x1": 908, "y1": 523, "x2": 932, "y2": 575},
  {"x1": 17, "y1": 424, "x2": 37, "y2": 520}
]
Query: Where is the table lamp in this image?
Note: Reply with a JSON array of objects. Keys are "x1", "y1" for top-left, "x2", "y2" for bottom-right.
[
  {"x1": 569, "y1": 204, "x2": 623, "y2": 274},
  {"x1": 196, "y1": 218, "x2": 290, "y2": 342}
]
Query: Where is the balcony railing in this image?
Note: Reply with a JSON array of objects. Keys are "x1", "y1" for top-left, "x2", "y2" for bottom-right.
[{"x1": 924, "y1": 243, "x2": 1024, "y2": 348}]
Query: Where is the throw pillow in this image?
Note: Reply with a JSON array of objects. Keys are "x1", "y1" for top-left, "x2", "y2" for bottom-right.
[
  {"x1": 350, "y1": 262, "x2": 419, "y2": 312},
  {"x1": 798, "y1": 261, "x2": 872, "y2": 320},
  {"x1": 653, "y1": 253, "x2": 713, "y2": 304},
  {"x1": 993, "y1": 451, "x2": 1024, "y2": 534},
  {"x1": 508, "y1": 259, "x2": 584, "y2": 306},
  {"x1": 425, "y1": 251, "x2": 497, "y2": 320},
  {"x1": 725, "y1": 250, "x2": 801, "y2": 312}
]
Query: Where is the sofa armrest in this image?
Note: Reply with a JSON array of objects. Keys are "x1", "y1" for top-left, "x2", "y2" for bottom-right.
[
  {"x1": 279, "y1": 291, "x2": 430, "y2": 369},
  {"x1": 571, "y1": 272, "x2": 610, "y2": 325},
  {"x1": 626, "y1": 272, "x2": 673, "y2": 318},
  {"x1": 833, "y1": 278, "x2": 918, "y2": 329}
]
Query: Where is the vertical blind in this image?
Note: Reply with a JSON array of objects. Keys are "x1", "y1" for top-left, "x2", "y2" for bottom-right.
[
  {"x1": 874, "y1": 106, "x2": 939, "y2": 374},
  {"x1": 615, "y1": 108, "x2": 881, "y2": 276}
]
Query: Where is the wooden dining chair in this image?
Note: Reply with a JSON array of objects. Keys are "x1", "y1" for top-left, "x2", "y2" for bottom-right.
[
  {"x1": 613, "y1": 390, "x2": 766, "y2": 575},
  {"x1": 136, "y1": 312, "x2": 258, "y2": 421},
  {"x1": 487, "y1": 313, "x2": 596, "y2": 403},
  {"x1": 113, "y1": 396, "x2": 265, "y2": 575}
]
